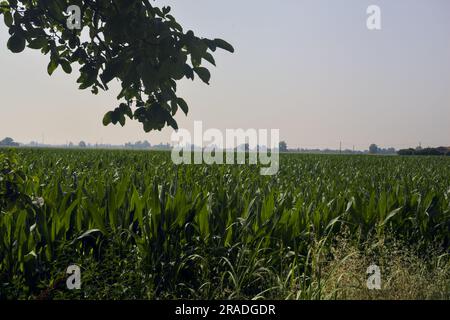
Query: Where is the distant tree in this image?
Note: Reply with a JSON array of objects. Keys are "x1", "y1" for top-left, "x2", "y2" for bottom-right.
[
  {"x1": 436, "y1": 146, "x2": 450, "y2": 155},
  {"x1": 0, "y1": 1, "x2": 234, "y2": 132},
  {"x1": 152, "y1": 143, "x2": 171, "y2": 150},
  {"x1": 387, "y1": 147, "x2": 396, "y2": 154},
  {"x1": 125, "y1": 140, "x2": 151, "y2": 149},
  {"x1": 398, "y1": 147, "x2": 450, "y2": 156},
  {"x1": 369, "y1": 144, "x2": 379, "y2": 154},
  {"x1": 416, "y1": 148, "x2": 443, "y2": 156},
  {"x1": 279, "y1": 141, "x2": 288, "y2": 153},
  {"x1": 0, "y1": 137, "x2": 19, "y2": 147},
  {"x1": 78, "y1": 141, "x2": 87, "y2": 148},
  {"x1": 398, "y1": 148, "x2": 415, "y2": 156},
  {"x1": 141, "y1": 140, "x2": 151, "y2": 149}
]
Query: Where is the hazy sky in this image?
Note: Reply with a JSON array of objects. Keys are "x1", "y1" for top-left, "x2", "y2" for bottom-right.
[{"x1": 1, "y1": 0, "x2": 449, "y2": 149}]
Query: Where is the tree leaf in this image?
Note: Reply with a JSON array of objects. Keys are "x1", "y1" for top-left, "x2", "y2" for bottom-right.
[
  {"x1": 183, "y1": 64, "x2": 194, "y2": 80},
  {"x1": 119, "y1": 114, "x2": 126, "y2": 126},
  {"x1": 170, "y1": 99, "x2": 178, "y2": 115},
  {"x1": 60, "y1": 59, "x2": 72, "y2": 74},
  {"x1": 214, "y1": 38, "x2": 234, "y2": 53},
  {"x1": 103, "y1": 111, "x2": 113, "y2": 126},
  {"x1": 7, "y1": 33, "x2": 26, "y2": 53},
  {"x1": 203, "y1": 52, "x2": 216, "y2": 66},
  {"x1": 28, "y1": 37, "x2": 47, "y2": 50},
  {"x1": 4, "y1": 12, "x2": 13, "y2": 28},
  {"x1": 101, "y1": 60, "x2": 123, "y2": 85},
  {"x1": 47, "y1": 59, "x2": 58, "y2": 75},
  {"x1": 119, "y1": 103, "x2": 133, "y2": 118},
  {"x1": 194, "y1": 67, "x2": 211, "y2": 84},
  {"x1": 176, "y1": 98, "x2": 189, "y2": 115},
  {"x1": 166, "y1": 116, "x2": 178, "y2": 130}
]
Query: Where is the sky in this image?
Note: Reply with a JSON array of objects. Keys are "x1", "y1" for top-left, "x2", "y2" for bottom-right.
[{"x1": 0, "y1": 0, "x2": 449, "y2": 150}]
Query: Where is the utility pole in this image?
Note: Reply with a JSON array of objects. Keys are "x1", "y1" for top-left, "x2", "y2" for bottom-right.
[{"x1": 340, "y1": 141, "x2": 342, "y2": 154}]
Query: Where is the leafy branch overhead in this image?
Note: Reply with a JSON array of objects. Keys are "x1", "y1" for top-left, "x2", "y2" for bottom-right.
[{"x1": 0, "y1": 0, "x2": 234, "y2": 132}]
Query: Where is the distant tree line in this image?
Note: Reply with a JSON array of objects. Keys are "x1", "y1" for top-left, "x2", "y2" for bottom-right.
[
  {"x1": 0, "y1": 137, "x2": 19, "y2": 147},
  {"x1": 398, "y1": 147, "x2": 450, "y2": 156},
  {"x1": 368, "y1": 144, "x2": 396, "y2": 155},
  {"x1": 125, "y1": 141, "x2": 172, "y2": 150},
  {"x1": 125, "y1": 141, "x2": 151, "y2": 150}
]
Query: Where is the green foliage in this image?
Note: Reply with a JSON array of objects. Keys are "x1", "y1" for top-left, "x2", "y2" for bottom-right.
[
  {"x1": 369, "y1": 144, "x2": 379, "y2": 154},
  {"x1": 0, "y1": 151, "x2": 36, "y2": 211},
  {"x1": 0, "y1": 149, "x2": 449, "y2": 299},
  {"x1": 0, "y1": 0, "x2": 234, "y2": 132},
  {"x1": 6, "y1": 32, "x2": 25, "y2": 52},
  {"x1": 0, "y1": 137, "x2": 19, "y2": 147}
]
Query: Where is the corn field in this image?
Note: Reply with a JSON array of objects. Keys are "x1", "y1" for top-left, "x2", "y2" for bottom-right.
[{"x1": 1, "y1": 148, "x2": 449, "y2": 299}]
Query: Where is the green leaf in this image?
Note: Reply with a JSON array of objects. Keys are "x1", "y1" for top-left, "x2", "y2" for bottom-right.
[
  {"x1": 76, "y1": 229, "x2": 103, "y2": 241},
  {"x1": 162, "y1": 6, "x2": 171, "y2": 15},
  {"x1": 27, "y1": 37, "x2": 47, "y2": 50},
  {"x1": 103, "y1": 111, "x2": 113, "y2": 126},
  {"x1": 119, "y1": 114, "x2": 126, "y2": 126},
  {"x1": 68, "y1": 35, "x2": 78, "y2": 49},
  {"x1": 381, "y1": 207, "x2": 403, "y2": 226},
  {"x1": 78, "y1": 76, "x2": 96, "y2": 90},
  {"x1": 166, "y1": 116, "x2": 178, "y2": 130},
  {"x1": 194, "y1": 67, "x2": 211, "y2": 84},
  {"x1": 111, "y1": 110, "x2": 120, "y2": 125},
  {"x1": 24, "y1": 250, "x2": 37, "y2": 262},
  {"x1": 203, "y1": 52, "x2": 216, "y2": 66},
  {"x1": 170, "y1": 99, "x2": 178, "y2": 115},
  {"x1": 214, "y1": 38, "x2": 234, "y2": 53},
  {"x1": 119, "y1": 103, "x2": 133, "y2": 118},
  {"x1": 47, "y1": 59, "x2": 58, "y2": 75},
  {"x1": 176, "y1": 98, "x2": 189, "y2": 115},
  {"x1": 183, "y1": 64, "x2": 194, "y2": 80},
  {"x1": 7, "y1": 33, "x2": 26, "y2": 53},
  {"x1": 101, "y1": 60, "x2": 123, "y2": 85},
  {"x1": 60, "y1": 59, "x2": 72, "y2": 74},
  {"x1": 143, "y1": 121, "x2": 152, "y2": 133},
  {"x1": 4, "y1": 12, "x2": 13, "y2": 28}
]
